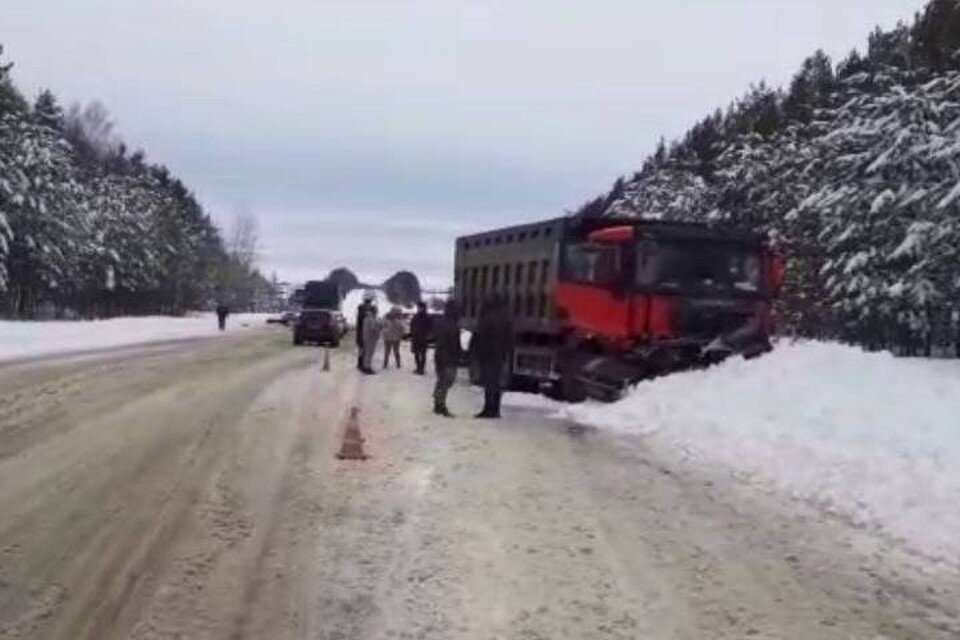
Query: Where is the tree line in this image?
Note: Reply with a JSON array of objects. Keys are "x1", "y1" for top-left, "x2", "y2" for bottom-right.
[
  {"x1": 577, "y1": 0, "x2": 960, "y2": 356},
  {"x1": 0, "y1": 45, "x2": 278, "y2": 319}
]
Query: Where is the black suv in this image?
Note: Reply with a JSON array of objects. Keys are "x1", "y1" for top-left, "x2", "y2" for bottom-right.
[{"x1": 293, "y1": 309, "x2": 342, "y2": 346}]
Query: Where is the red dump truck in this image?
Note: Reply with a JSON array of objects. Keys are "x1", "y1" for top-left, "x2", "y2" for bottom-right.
[{"x1": 454, "y1": 216, "x2": 782, "y2": 401}]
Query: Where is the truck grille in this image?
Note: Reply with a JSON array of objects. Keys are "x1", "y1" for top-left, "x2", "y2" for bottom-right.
[{"x1": 675, "y1": 300, "x2": 752, "y2": 339}]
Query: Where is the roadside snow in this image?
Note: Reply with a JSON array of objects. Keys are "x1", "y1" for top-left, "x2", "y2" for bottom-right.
[
  {"x1": 0, "y1": 313, "x2": 272, "y2": 362},
  {"x1": 561, "y1": 341, "x2": 960, "y2": 560}
]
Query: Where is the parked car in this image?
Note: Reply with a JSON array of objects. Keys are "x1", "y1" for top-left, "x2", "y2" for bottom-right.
[
  {"x1": 281, "y1": 310, "x2": 299, "y2": 325},
  {"x1": 293, "y1": 309, "x2": 342, "y2": 346}
]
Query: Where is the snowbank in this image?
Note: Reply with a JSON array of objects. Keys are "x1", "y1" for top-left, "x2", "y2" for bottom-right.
[
  {"x1": 562, "y1": 341, "x2": 960, "y2": 560},
  {"x1": 0, "y1": 313, "x2": 272, "y2": 362}
]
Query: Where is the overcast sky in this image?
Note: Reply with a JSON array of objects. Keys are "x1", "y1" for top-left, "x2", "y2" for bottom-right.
[{"x1": 1, "y1": 0, "x2": 924, "y2": 288}]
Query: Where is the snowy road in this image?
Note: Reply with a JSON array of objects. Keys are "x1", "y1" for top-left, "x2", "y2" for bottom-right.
[{"x1": 0, "y1": 329, "x2": 957, "y2": 639}]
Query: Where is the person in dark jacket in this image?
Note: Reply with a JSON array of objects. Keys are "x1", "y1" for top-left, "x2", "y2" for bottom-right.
[
  {"x1": 470, "y1": 294, "x2": 513, "y2": 419},
  {"x1": 216, "y1": 304, "x2": 230, "y2": 331},
  {"x1": 409, "y1": 302, "x2": 432, "y2": 375},
  {"x1": 356, "y1": 291, "x2": 376, "y2": 370},
  {"x1": 432, "y1": 300, "x2": 462, "y2": 417}
]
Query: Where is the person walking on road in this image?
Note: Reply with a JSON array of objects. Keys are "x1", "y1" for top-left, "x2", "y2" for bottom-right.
[
  {"x1": 432, "y1": 300, "x2": 462, "y2": 417},
  {"x1": 216, "y1": 304, "x2": 230, "y2": 331},
  {"x1": 356, "y1": 291, "x2": 377, "y2": 371},
  {"x1": 470, "y1": 294, "x2": 513, "y2": 419},
  {"x1": 409, "y1": 302, "x2": 432, "y2": 375},
  {"x1": 360, "y1": 305, "x2": 382, "y2": 374},
  {"x1": 382, "y1": 306, "x2": 405, "y2": 369}
]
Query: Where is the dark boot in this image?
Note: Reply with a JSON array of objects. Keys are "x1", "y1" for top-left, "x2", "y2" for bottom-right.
[{"x1": 434, "y1": 403, "x2": 454, "y2": 418}]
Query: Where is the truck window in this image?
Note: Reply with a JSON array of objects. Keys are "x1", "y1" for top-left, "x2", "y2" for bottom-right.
[
  {"x1": 563, "y1": 242, "x2": 621, "y2": 285},
  {"x1": 515, "y1": 263, "x2": 524, "y2": 287},
  {"x1": 637, "y1": 240, "x2": 763, "y2": 294},
  {"x1": 528, "y1": 260, "x2": 537, "y2": 285},
  {"x1": 492, "y1": 265, "x2": 500, "y2": 290}
]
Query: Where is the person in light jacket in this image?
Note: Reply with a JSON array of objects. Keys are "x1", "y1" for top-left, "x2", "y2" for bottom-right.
[
  {"x1": 360, "y1": 305, "x2": 382, "y2": 374},
  {"x1": 382, "y1": 306, "x2": 405, "y2": 369}
]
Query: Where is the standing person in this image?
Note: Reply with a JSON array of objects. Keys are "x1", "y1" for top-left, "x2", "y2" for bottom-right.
[
  {"x1": 356, "y1": 291, "x2": 376, "y2": 370},
  {"x1": 216, "y1": 304, "x2": 230, "y2": 331},
  {"x1": 409, "y1": 302, "x2": 432, "y2": 375},
  {"x1": 470, "y1": 294, "x2": 513, "y2": 419},
  {"x1": 360, "y1": 305, "x2": 382, "y2": 374},
  {"x1": 432, "y1": 300, "x2": 462, "y2": 417},
  {"x1": 382, "y1": 306, "x2": 405, "y2": 369}
]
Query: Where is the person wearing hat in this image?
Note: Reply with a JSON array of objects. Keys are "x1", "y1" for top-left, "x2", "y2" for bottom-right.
[
  {"x1": 356, "y1": 290, "x2": 378, "y2": 371},
  {"x1": 360, "y1": 304, "x2": 383, "y2": 374}
]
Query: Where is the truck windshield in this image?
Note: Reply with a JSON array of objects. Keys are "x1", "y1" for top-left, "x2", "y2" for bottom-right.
[
  {"x1": 563, "y1": 242, "x2": 621, "y2": 285},
  {"x1": 636, "y1": 240, "x2": 763, "y2": 294}
]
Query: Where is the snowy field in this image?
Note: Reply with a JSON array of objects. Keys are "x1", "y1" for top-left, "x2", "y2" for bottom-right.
[
  {"x1": 0, "y1": 313, "x2": 273, "y2": 362},
  {"x1": 560, "y1": 341, "x2": 960, "y2": 561}
]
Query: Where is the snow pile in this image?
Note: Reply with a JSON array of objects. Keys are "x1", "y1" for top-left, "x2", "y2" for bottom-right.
[
  {"x1": 563, "y1": 341, "x2": 960, "y2": 559},
  {"x1": 0, "y1": 313, "x2": 272, "y2": 362}
]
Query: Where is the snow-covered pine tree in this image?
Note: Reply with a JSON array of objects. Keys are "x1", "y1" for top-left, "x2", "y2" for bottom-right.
[{"x1": 585, "y1": 0, "x2": 960, "y2": 354}]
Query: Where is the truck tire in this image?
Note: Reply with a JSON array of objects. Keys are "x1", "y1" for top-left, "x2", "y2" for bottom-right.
[
  {"x1": 554, "y1": 340, "x2": 588, "y2": 403},
  {"x1": 293, "y1": 331, "x2": 303, "y2": 346},
  {"x1": 330, "y1": 337, "x2": 340, "y2": 348},
  {"x1": 559, "y1": 361, "x2": 588, "y2": 403}
]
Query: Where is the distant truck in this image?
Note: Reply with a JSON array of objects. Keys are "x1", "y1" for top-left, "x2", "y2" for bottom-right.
[
  {"x1": 300, "y1": 280, "x2": 341, "y2": 310},
  {"x1": 291, "y1": 280, "x2": 347, "y2": 347},
  {"x1": 454, "y1": 216, "x2": 782, "y2": 401}
]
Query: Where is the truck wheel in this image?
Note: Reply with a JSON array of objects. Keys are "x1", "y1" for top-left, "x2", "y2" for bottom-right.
[
  {"x1": 330, "y1": 338, "x2": 340, "y2": 348},
  {"x1": 293, "y1": 331, "x2": 303, "y2": 346},
  {"x1": 558, "y1": 356, "x2": 588, "y2": 403}
]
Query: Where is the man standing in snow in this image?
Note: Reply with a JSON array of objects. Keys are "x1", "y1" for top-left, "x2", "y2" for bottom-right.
[
  {"x1": 470, "y1": 294, "x2": 513, "y2": 419},
  {"x1": 409, "y1": 302, "x2": 432, "y2": 375},
  {"x1": 432, "y1": 300, "x2": 462, "y2": 417},
  {"x1": 360, "y1": 305, "x2": 382, "y2": 374},
  {"x1": 356, "y1": 291, "x2": 377, "y2": 370},
  {"x1": 216, "y1": 304, "x2": 230, "y2": 331}
]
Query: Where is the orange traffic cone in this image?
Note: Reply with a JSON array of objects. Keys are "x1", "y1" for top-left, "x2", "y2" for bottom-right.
[{"x1": 336, "y1": 406, "x2": 368, "y2": 460}]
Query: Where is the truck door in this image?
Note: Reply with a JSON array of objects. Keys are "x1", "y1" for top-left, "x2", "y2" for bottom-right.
[{"x1": 555, "y1": 241, "x2": 631, "y2": 340}]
